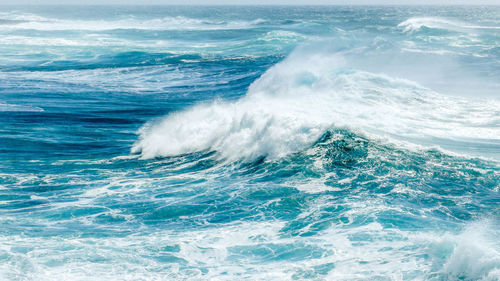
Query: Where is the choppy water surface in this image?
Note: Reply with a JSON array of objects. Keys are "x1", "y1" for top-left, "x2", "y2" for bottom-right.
[{"x1": 0, "y1": 5, "x2": 499, "y2": 281}]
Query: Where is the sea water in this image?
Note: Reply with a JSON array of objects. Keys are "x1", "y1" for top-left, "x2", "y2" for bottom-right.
[{"x1": 0, "y1": 5, "x2": 499, "y2": 280}]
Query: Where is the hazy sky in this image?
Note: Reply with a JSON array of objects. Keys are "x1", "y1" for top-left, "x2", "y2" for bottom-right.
[{"x1": 1, "y1": 0, "x2": 499, "y2": 5}]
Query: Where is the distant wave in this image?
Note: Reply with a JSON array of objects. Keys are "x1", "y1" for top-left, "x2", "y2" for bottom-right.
[
  {"x1": 0, "y1": 103, "x2": 43, "y2": 112},
  {"x1": 132, "y1": 49, "x2": 500, "y2": 161},
  {"x1": 257, "y1": 30, "x2": 305, "y2": 43},
  {"x1": 0, "y1": 12, "x2": 266, "y2": 31},
  {"x1": 398, "y1": 17, "x2": 500, "y2": 33},
  {"x1": 0, "y1": 35, "x2": 133, "y2": 47},
  {"x1": 0, "y1": 30, "x2": 303, "y2": 48}
]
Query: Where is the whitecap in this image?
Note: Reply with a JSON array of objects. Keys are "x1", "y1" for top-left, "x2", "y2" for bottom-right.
[{"x1": 398, "y1": 17, "x2": 500, "y2": 33}]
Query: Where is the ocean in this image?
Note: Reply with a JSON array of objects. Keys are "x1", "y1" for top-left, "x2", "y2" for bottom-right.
[{"x1": 0, "y1": 5, "x2": 499, "y2": 280}]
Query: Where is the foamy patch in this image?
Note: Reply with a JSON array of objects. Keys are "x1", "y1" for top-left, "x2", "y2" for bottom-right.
[
  {"x1": 257, "y1": 30, "x2": 306, "y2": 43},
  {"x1": 398, "y1": 17, "x2": 500, "y2": 33},
  {"x1": 0, "y1": 103, "x2": 43, "y2": 112},
  {"x1": 0, "y1": 13, "x2": 265, "y2": 31},
  {"x1": 0, "y1": 35, "x2": 133, "y2": 47},
  {"x1": 0, "y1": 181, "x2": 497, "y2": 281},
  {"x1": 431, "y1": 221, "x2": 500, "y2": 281}
]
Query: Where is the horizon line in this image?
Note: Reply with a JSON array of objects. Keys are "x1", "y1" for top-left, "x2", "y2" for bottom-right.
[
  {"x1": 0, "y1": 2, "x2": 500, "y2": 7},
  {"x1": 0, "y1": 3, "x2": 499, "y2": 6}
]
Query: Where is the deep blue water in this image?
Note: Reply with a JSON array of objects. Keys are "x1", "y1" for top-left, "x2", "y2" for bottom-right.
[{"x1": 0, "y1": 5, "x2": 499, "y2": 280}]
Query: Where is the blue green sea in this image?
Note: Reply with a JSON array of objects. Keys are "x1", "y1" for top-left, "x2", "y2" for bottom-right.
[{"x1": 0, "y1": 5, "x2": 499, "y2": 280}]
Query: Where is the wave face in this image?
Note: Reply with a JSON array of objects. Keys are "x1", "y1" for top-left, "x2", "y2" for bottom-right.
[{"x1": 1, "y1": 5, "x2": 499, "y2": 281}]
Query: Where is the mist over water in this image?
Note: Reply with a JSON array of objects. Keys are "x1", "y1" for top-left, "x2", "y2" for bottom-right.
[{"x1": 0, "y1": 5, "x2": 499, "y2": 281}]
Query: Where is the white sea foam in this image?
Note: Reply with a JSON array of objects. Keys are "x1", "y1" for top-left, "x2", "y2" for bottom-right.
[
  {"x1": 257, "y1": 30, "x2": 305, "y2": 43},
  {"x1": 132, "y1": 50, "x2": 500, "y2": 161},
  {"x1": 0, "y1": 30, "x2": 303, "y2": 49},
  {"x1": 398, "y1": 17, "x2": 500, "y2": 33},
  {"x1": 0, "y1": 65, "x2": 237, "y2": 95},
  {"x1": 1, "y1": 202, "x2": 496, "y2": 281},
  {"x1": 0, "y1": 35, "x2": 134, "y2": 47},
  {"x1": 0, "y1": 12, "x2": 265, "y2": 31},
  {"x1": 0, "y1": 103, "x2": 43, "y2": 112},
  {"x1": 431, "y1": 221, "x2": 500, "y2": 281}
]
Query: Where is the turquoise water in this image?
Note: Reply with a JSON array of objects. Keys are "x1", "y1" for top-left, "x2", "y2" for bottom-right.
[{"x1": 0, "y1": 5, "x2": 499, "y2": 280}]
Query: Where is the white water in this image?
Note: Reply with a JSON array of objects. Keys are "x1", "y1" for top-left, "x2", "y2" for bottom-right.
[
  {"x1": 0, "y1": 12, "x2": 265, "y2": 31},
  {"x1": 398, "y1": 17, "x2": 500, "y2": 33}
]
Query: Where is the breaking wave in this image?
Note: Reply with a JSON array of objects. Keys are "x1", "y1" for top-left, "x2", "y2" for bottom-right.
[{"x1": 132, "y1": 49, "x2": 500, "y2": 161}]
